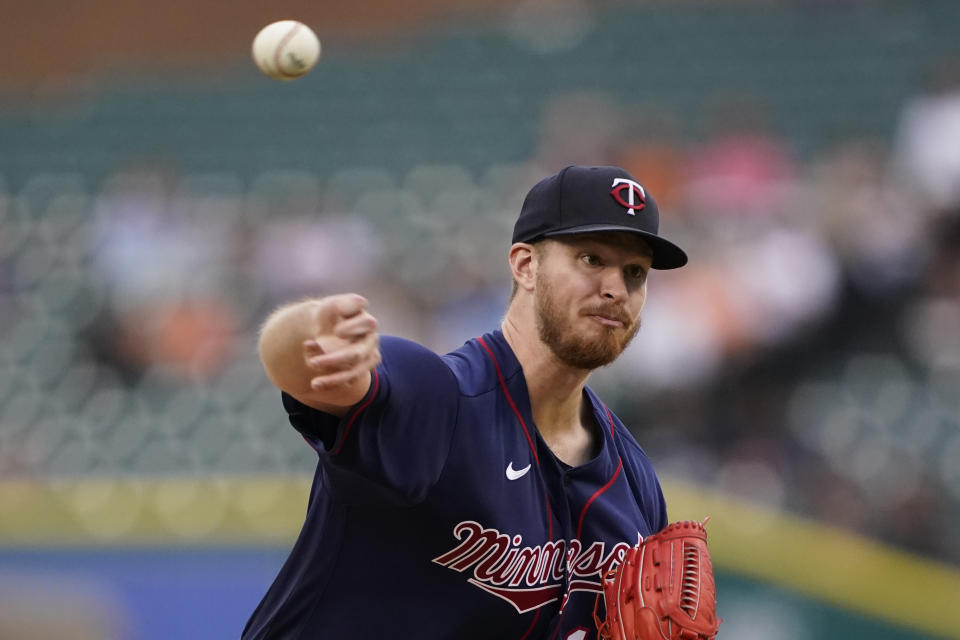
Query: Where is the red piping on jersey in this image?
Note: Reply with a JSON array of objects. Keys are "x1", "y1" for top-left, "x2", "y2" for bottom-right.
[
  {"x1": 332, "y1": 369, "x2": 380, "y2": 455},
  {"x1": 575, "y1": 405, "x2": 622, "y2": 540},
  {"x1": 548, "y1": 622, "x2": 562, "y2": 640},
  {"x1": 517, "y1": 609, "x2": 540, "y2": 640},
  {"x1": 478, "y1": 336, "x2": 553, "y2": 540},
  {"x1": 478, "y1": 336, "x2": 539, "y2": 466},
  {"x1": 604, "y1": 403, "x2": 616, "y2": 439}
]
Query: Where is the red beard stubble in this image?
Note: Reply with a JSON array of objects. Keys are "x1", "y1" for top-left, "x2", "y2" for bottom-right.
[{"x1": 533, "y1": 271, "x2": 641, "y2": 371}]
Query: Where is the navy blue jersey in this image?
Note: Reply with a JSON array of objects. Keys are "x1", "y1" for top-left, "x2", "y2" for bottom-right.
[{"x1": 242, "y1": 330, "x2": 667, "y2": 640}]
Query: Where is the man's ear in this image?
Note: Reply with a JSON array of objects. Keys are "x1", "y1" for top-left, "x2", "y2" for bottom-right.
[{"x1": 508, "y1": 242, "x2": 538, "y2": 293}]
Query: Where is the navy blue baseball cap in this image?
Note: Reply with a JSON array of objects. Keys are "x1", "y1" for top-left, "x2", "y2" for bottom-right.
[{"x1": 512, "y1": 165, "x2": 688, "y2": 269}]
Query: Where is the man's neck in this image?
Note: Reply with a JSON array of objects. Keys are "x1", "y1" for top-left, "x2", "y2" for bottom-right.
[{"x1": 501, "y1": 308, "x2": 597, "y2": 465}]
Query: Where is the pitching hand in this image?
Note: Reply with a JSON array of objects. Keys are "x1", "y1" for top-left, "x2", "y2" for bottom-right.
[{"x1": 302, "y1": 294, "x2": 381, "y2": 393}]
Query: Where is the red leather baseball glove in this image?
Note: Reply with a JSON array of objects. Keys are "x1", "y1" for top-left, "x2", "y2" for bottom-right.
[{"x1": 594, "y1": 519, "x2": 721, "y2": 640}]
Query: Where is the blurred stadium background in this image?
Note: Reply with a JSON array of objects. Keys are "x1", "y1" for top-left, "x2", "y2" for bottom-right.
[{"x1": 2, "y1": 0, "x2": 960, "y2": 638}]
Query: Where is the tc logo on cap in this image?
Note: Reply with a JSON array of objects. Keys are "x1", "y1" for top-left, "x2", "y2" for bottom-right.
[{"x1": 610, "y1": 178, "x2": 646, "y2": 215}]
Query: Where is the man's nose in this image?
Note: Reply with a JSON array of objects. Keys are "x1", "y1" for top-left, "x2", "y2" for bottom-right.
[{"x1": 600, "y1": 269, "x2": 628, "y2": 301}]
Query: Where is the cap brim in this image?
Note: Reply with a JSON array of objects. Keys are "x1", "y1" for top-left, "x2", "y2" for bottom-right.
[{"x1": 542, "y1": 224, "x2": 688, "y2": 270}]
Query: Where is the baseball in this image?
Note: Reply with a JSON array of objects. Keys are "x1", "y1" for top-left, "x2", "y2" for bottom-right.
[{"x1": 252, "y1": 20, "x2": 321, "y2": 81}]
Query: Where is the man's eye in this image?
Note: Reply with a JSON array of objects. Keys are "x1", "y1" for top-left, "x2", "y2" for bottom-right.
[
  {"x1": 627, "y1": 266, "x2": 647, "y2": 280},
  {"x1": 582, "y1": 254, "x2": 600, "y2": 266}
]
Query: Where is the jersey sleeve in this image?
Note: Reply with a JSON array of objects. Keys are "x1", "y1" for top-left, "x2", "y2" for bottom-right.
[
  {"x1": 652, "y1": 475, "x2": 668, "y2": 533},
  {"x1": 631, "y1": 449, "x2": 668, "y2": 533},
  {"x1": 281, "y1": 335, "x2": 460, "y2": 505}
]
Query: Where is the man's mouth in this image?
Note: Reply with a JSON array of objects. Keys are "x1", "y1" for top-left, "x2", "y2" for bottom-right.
[{"x1": 587, "y1": 314, "x2": 625, "y2": 328}]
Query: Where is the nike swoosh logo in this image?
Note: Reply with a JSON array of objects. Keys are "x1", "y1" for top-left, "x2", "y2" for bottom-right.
[{"x1": 505, "y1": 461, "x2": 531, "y2": 481}]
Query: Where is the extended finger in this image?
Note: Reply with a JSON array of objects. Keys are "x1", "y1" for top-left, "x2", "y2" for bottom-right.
[
  {"x1": 334, "y1": 312, "x2": 378, "y2": 340},
  {"x1": 310, "y1": 348, "x2": 381, "y2": 390},
  {"x1": 306, "y1": 333, "x2": 378, "y2": 371},
  {"x1": 314, "y1": 294, "x2": 367, "y2": 332}
]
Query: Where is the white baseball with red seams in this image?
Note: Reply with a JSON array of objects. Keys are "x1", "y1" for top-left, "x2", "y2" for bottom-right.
[{"x1": 252, "y1": 20, "x2": 321, "y2": 81}]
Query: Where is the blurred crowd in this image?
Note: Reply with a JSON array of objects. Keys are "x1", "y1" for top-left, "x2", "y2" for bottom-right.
[{"x1": 1, "y1": 56, "x2": 959, "y2": 568}]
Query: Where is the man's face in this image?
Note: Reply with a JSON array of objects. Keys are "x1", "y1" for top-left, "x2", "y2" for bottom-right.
[{"x1": 533, "y1": 232, "x2": 652, "y2": 370}]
